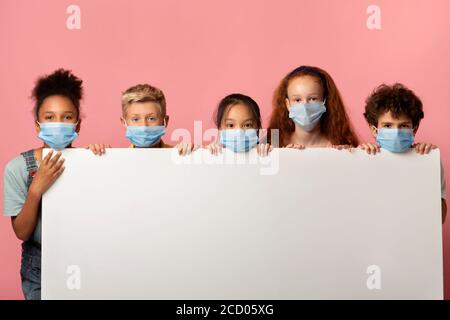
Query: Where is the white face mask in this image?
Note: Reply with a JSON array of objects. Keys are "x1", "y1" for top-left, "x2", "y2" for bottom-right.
[
  {"x1": 219, "y1": 129, "x2": 259, "y2": 153},
  {"x1": 375, "y1": 127, "x2": 414, "y2": 153},
  {"x1": 288, "y1": 100, "x2": 326, "y2": 132},
  {"x1": 37, "y1": 122, "x2": 79, "y2": 150}
]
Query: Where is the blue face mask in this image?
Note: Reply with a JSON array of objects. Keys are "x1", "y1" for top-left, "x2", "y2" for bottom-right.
[
  {"x1": 289, "y1": 101, "x2": 326, "y2": 132},
  {"x1": 126, "y1": 125, "x2": 166, "y2": 147},
  {"x1": 37, "y1": 122, "x2": 79, "y2": 151},
  {"x1": 376, "y1": 128, "x2": 414, "y2": 153},
  {"x1": 219, "y1": 129, "x2": 259, "y2": 153}
]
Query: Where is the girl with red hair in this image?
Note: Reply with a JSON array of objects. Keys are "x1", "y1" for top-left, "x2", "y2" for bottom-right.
[{"x1": 268, "y1": 66, "x2": 359, "y2": 148}]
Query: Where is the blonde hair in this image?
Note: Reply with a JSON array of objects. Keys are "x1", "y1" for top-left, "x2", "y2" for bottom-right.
[{"x1": 121, "y1": 84, "x2": 166, "y2": 116}]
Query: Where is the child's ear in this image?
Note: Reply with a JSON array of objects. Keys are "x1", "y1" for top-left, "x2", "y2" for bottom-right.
[
  {"x1": 370, "y1": 125, "x2": 378, "y2": 139},
  {"x1": 120, "y1": 117, "x2": 127, "y2": 127},
  {"x1": 285, "y1": 98, "x2": 290, "y2": 111},
  {"x1": 76, "y1": 119, "x2": 82, "y2": 133},
  {"x1": 164, "y1": 115, "x2": 170, "y2": 127},
  {"x1": 34, "y1": 121, "x2": 40, "y2": 134}
]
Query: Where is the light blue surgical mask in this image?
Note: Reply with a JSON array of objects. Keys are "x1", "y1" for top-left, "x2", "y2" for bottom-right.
[
  {"x1": 219, "y1": 129, "x2": 259, "y2": 153},
  {"x1": 37, "y1": 122, "x2": 79, "y2": 151},
  {"x1": 289, "y1": 100, "x2": 326, "y2": 132},
  {"x1": 376, "y1": 128, "x2": 414, "y2": 153},
  {"x1": 126, "y1": 125, "x2": 166, "y2": 147}
]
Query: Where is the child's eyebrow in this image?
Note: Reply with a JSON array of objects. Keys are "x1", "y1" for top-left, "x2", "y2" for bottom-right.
[
  {"x1": 290, "y1": 93, "x2": 321, "y2": 98},
  {"x1": 43, "y1": 111, "x2": 74, "y2": 114},
  {"x1": 130, "y1": 113, "x2": 157, "y2": 117}
]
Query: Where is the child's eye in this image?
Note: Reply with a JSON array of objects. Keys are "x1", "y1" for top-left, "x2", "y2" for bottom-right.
[
  {"x1": 309, "y1": 97, "x2": 318, "y2": 102},
  {"x1": 132, "y1": 118, "x2": 139, "y2": 122},
  {"x1": 226, "y1": 124, "x2": 234, "y2": 128},
  {"x1": 383, "y1": 124, "x2": 391, "y2": 128},
  {"x1": 45, "y1": 116, "x2": 53, "y2": 120}
]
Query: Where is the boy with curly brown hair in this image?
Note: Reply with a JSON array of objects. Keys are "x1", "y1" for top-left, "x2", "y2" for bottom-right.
[{"x1": 359, "y1": 83, "x2": 446, "y2": 223}]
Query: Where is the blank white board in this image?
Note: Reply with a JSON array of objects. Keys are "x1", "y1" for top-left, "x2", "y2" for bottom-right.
[{"x1": 41, "y1": 148, "x2": 443, "y2": 299}]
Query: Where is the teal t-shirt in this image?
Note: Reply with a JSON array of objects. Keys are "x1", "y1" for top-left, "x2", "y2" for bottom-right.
[{"x1": 3, "y1": 154, "x2": 41, "y2": 245}]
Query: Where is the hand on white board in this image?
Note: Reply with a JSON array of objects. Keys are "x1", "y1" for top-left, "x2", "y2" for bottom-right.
[
  {"x1": 256, "y1": 143, "x2": 273, "y2": 157},
  {"x1": 359, "y1": 142, "x2": 437, "y2": 155},
  {"x1": 30, "y1": 150, "x2": 65, "y2": 196},
  {"x1": 176, "y1": 143, "x2": 200, "y2": 156},
  {"x1": 85, "y1": 143, "x2": 110, "y2": 156},
  {"x1": 359, "y1": 142, "x2": 380, "y2": 155},
  {"x1": 284, "y1": 144, "x2": 305, "y2": 150},
  {"x1": 205, "y1": 143, "x2": 223, "y2": 156},
  {"x1": 413, "y1": 142, "x2": 437, "y2": 155},
  {"x1": 331, "y1": 144, "x2": 354, "y2": 152}
]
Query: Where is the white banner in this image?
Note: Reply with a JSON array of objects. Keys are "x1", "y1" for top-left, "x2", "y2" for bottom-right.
[{"x1": 41, "y1": 148, "x2": 443, "y2": 299}]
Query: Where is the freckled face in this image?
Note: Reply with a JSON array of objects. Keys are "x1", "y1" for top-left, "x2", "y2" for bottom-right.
[{"x1": 285, "y1": 75, "x2": 324, "y2": 110}]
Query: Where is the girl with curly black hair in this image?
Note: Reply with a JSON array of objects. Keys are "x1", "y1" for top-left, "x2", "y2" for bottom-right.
[{"x1": 3, "y1": 68, "x2": 106, "y2": 299}]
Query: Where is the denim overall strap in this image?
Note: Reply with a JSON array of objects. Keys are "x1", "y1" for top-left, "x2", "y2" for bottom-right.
[
  {"x1": 19, "y1": 149, "x2": 42, "y2": 300},
  {"x1": 21, "y1": 149, "x2": 38, "y2": 185},
  {"x1": 20, "y1": 149, "x2": 41, "y2": 247}
]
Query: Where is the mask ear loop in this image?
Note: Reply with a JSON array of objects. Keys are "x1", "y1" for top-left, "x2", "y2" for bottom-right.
[
  {"x1": 286, "y1": 95, "x2": 294, "y2": 110},
  {"x1": 371, "y1": 125, "x2": 379, "y2": 136}
]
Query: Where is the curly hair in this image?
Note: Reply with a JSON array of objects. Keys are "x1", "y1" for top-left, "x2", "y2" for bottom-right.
[
  {"x1": 31, "y1": 68, "x2": 83, "y2": 119},
  {"x1": 363, "y1": 83, "x2": 424, "y2": 128},
  {"x1": 268, "y1": 66, "x2": 359, "y2": 147}
]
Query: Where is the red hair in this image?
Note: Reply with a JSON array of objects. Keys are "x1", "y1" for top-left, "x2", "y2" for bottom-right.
[{"x1": 268, "y1": 66, "x2": 359, "y2": 147}]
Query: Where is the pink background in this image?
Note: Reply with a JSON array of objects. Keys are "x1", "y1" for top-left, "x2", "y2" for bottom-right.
[{"x1": 1, "y1": 0, "x2": 449, "y2": 299}]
